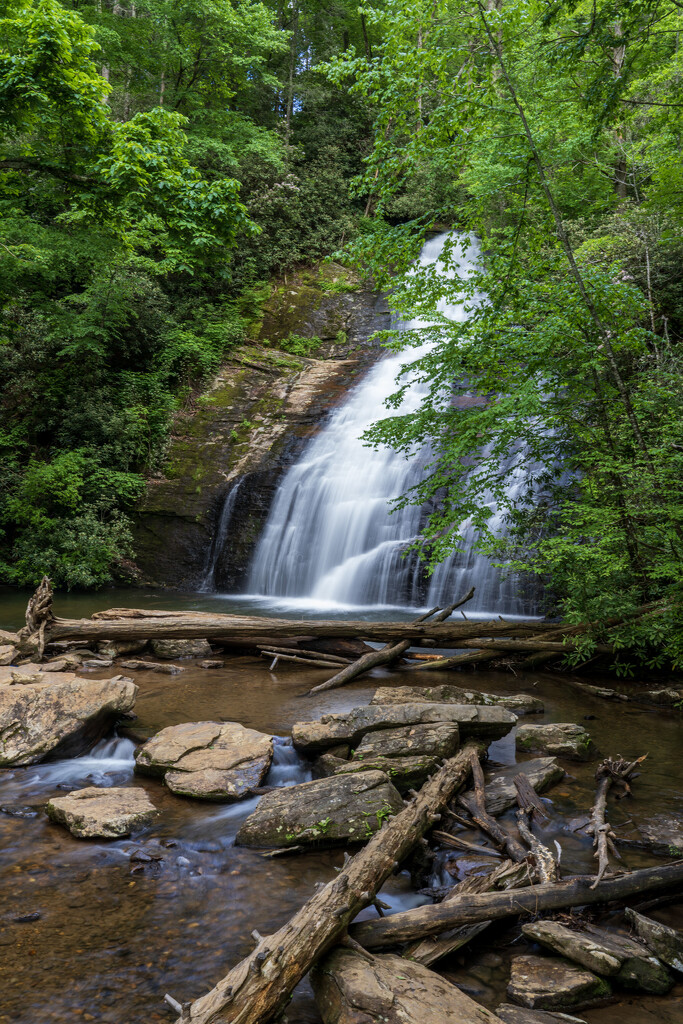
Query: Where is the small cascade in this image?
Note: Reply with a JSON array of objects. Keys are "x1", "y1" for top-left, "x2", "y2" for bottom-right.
[{"x1": 200, "y1": 479, "x2": 244, "y2": 592}]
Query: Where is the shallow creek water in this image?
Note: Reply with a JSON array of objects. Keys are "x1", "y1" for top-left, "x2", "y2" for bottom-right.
[{"x1": 1, "y1": 590, "x2": 682, "y2": 1023}]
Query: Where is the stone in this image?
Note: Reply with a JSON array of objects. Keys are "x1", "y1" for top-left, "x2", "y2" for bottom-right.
[
  {"x1": 625, "y1": 908, "x2": 683, "y2": 974},
  {"x1": 0, "y1": 670, "x2": 137, "y2": 766},
  {"x1": 523, "y1": 920, "x2": 672, "y2": 994},
  {"x1": 516, "y1": 724, "x2": 597, "y2": 762},
  {"x1": 119, "y1": 659, "x2": 183, "y2": 675},
  {"x1": 98, "y1": 640, "x2": 148, "y2": 658},
  {"x1": 46, "y1": 786, "x2": 157, "y2": 839},
  {"x1": 135, "y1": 721, "x2": 273, "y2": 801},
  {"x1": 312, "y1": 745, "x2": 351, "y2": 778},
  {"x1": 81, "y1": 658, "x2": 114, "y2": 669},
  {"x1": 0, "y1": 645, "x2": 18, "y2": 666},
  {"x1": 372, "y1": 684, "x2": 544, "y2": 715},
  {"x1": 335, "y1": 754, "x2": 441, "y2": 793},
  {"x1": 311, "y1": 947, "x2": 502, "y2": 1024},
  {"x1": 462, "y1": 758, "x2": 565, "y2": 816},
  {"x1": 496, "y1": 1006, "x2": 588, "y2": 1024},
  {"x1": 507, "y1": 955, "x2": 611, "y2": 1011},
  {"x1": 352, "y1": 721, "x2": 460, "y2": 760},
  {"x1": 150, "y1": 638, "x2": 213, "y2": 659},
  {"x1": 235, "y1": 770, "x2": 404, "y2": 848},
  {"x1": 199, "y1": 659, "x2": 224, "y2": 669},
  {"x1": 292, "y1": 703, "x2": 516, "y2": 755},
  {"x1": 639, "y1": 813, "x2": 683, "y2": 856},
  {"x1": 639, "y1": 688, "x2": 683, "y2": 706}
]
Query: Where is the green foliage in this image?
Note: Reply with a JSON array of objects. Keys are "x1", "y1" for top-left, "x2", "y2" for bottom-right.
[{"x1": 0, "y1": 0, "x2": 374, "y2": 587}]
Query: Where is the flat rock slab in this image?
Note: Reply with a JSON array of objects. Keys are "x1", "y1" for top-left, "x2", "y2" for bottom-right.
[
  {"x1": 508, "y1": 955, "x2": 611, "y2": 1011},
  {"x1": 625, "y1": 908, "x2": 683, "y2": 974},
  {"x1": 46, "y1": 786, "x2": 157, "y2": 839},
  {"x1": 523, "y1": 920, "x2": 671, "y2": 993},
  {"x1": 135, "y1": 721, "x2": 273, "y2": 801},
  {"x1": 0, "y1": 671, "x2": 137, "y2": 766},
  {"x1": 496, "y1": 1006, "x2": 587, "y2": 1024},
  {"x1": 311, "y1": 947, "x2": 502, "y2": 1024},
  {"x1": 119, "y1": 659, "x2": 183, "y2": 675},
  {"x1": 335, "y1": 754, "x2": 441, "y2": 793},
  {"x1": 292, "y1": 703, "x2": 516, "y2": 755},
  {"x1": 235, "y1": 770, "x2": 404, "y2": 848},
  {"x1": 352, "y1": 722, "x2": 460, "y2": 760},
  {"x1": 373, "y1": 684, "x2": 544, "y2": 715},
  {"x1": 150, "y1": 639, "x2": 212, "y2": 659},
  {"x1": 462, "y1": 758, "x2": 565, "y2": 816},
  {"x1": 516, "y1": 724, "x2": 596, "y2": 762}
]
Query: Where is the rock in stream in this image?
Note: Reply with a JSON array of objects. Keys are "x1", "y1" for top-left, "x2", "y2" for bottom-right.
[
  {"x1": 235, "y1": 770, "x2": 404, "y2": 848},
  {"x1": 46, "y1": 786, "x2": 158, "y2": 839},
  {"x1": 134, "y1": 721, "x2": 273, "y2": 801},
  {"x1": 0, "y1": 668, "x2": 137, "y2": 766},
  {"x1": 311, "y1": 947, "x2": 502, "y2": 1023},
  {"x1": 292, "y1": 702, "x2": 516, "y2": 755}
]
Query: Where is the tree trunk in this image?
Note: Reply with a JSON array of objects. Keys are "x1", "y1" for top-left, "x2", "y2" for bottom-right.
[{"x1": 350, "y1": 860, "x2": 683, "y2": 949}]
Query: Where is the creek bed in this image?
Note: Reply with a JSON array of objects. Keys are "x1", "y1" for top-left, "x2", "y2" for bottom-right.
[{"x1": 1, "y1": 595, "x2": 682, "y2": 1023}]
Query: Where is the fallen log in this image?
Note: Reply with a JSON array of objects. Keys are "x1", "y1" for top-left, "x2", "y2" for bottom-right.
[
  {"x1": 258, "y1": 646, "x2": 353, "y2": 665},
  {"x1": 457, "y1": 751, "x2": 528, "y2": 863},
  {"x1": 305, "y1": 590, "x2": 475, "y2": 697},
  {"x1": 587, "y1": 754, "x2": 646, "y2": 887},
  {"x1": 25, "y1": 612, "x2": 561, "y2": 649},
  {"x1": 350, "y1": 859, "x2": 683, "y2": 949},
  {"x1": 405, "y1": 858, "x2": 527, "y2": 966},
  {"x1": 172, "y1": 741, "x2": 483, "y2": 1024}
]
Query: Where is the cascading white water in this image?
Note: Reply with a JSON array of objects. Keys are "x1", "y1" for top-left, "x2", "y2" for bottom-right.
[{"x1": 242, "y1": 232, "x2": 535, "y2": 615}]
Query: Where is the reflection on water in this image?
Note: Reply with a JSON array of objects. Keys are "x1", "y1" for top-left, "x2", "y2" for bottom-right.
[{"x1": 0, "y1": 588, "x2": 682, "y2": 1023}]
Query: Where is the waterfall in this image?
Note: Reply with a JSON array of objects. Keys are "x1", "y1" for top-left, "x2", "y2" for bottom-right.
[
  {"x1": 200, "y1": 478, "x2": 244, "y2": 592},
  {"x1": 240, "y1": 231, "x2": 536, "y2": 616}
]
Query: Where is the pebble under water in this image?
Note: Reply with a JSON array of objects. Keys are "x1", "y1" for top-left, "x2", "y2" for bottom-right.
[{"x1": 0, "y1": 646, "x2": 682, "y2": 1023}]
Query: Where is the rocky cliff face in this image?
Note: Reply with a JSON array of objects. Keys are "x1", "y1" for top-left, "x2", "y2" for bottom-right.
[{"x1": 131, "y1": 277, "x2": 390, "y2": 590}]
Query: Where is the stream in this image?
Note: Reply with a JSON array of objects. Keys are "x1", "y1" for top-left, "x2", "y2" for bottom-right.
[{"x1": 0, "y1": 588, "x2": 682, "y2": 1023}]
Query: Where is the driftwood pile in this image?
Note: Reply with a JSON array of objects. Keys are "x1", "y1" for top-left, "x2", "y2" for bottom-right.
[{"x1": 160, "y1": 742, "x2": 682, "y2": 1024}]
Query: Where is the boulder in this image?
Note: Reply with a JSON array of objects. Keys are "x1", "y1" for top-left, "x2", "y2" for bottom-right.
[
  {"x1": 516, "y1": 724, "x2": 596, "y2": 762},
  {"x1": 98, "y1": 640, "x2": 148, "y2": 658},
  {"x1": 0, "y1": 645, "x2": 18, "y2": 666},
  {"x1": 372, "y1": 684, "x2": 544, "y2": 715},
  {"x1": 335, "y1": 755, "x2": 441, "y2": 793},
  {"x1": 496, "y1": 1006, "x2": 587, "y2": 1024},
  {"x1": 135, "y1": 721, "x2": 273, "y2": 801},
  {"x1": 46, "y1": 786, "x2": 157, "y2": 839},
  {"x1": 523, "y1": 920, "x2": 672, "y2": 994},
  {"x1": 639, "y1": 688, "x2": 683, "y2": 706},
  {"x1": 352, "y1": 722, "x2": 459, "y2": 760},
  {"x1": 507, "y1": 955, "x2": 611, "y2": 1011},
  {"x1": 292, "y1": 703, "x2": 516, "y2": 755},
  {"x1": 0, "y1": 670, "x2": 137, "y2": 766},
  {"x1": 461, "y1": 758, "x2": 565, "y2": 816},
  {"x1": 235, "y1": 770, "x2": 404, "y2": 848},
  {"x1": 625, "y1": 908, "x2": 683, "y2": 974},
  {"x1": 311, "y1": 947, "x2": 502, "y2": 1024},
  {"x1": 150, "y1": 639, "x2": 212, "y2": 660}
]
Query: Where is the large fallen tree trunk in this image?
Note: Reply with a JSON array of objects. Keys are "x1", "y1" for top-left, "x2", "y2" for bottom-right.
[
  {"x1": 23, "y1": 611, "x2": 560, "y2": 650},
  {"x1": 171, "y1": 741, "x2": 483, "y2": 1024},
  {"x1": 350, "y1": 859, "x2": 683, "y2": 949}
]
